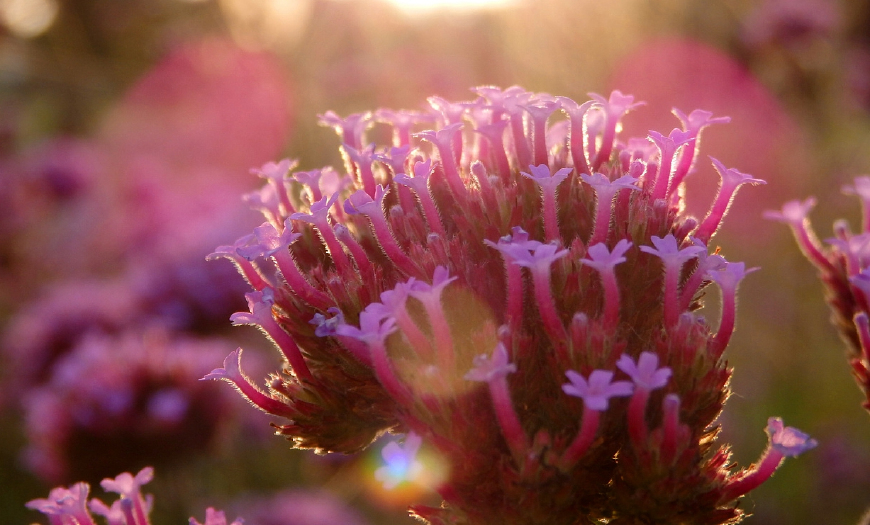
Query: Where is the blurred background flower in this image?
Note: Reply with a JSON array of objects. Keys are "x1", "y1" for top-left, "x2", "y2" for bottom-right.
[{"x1": 2, "y1": 0, "x2": 869, "y2": 524}]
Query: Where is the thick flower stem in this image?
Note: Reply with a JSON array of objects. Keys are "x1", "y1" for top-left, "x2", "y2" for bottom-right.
[
  {"x1": 421, "y1": 299, "x2": 455, "y2": 374},
  {"x1": 531, "y1": 267, "x2": 566, "y2": 342},
  {"x1": 271, "y1": 250, "x2": 333, "y2": 310},
  {"x1": 712, "y1": 283, "x2": 736, "y2": 358},
  {"x1": 259, "y1": 318, "x2": 314, "y2": 382},
  {"x1": 370, "y1": 340, "x2": 413, "y2": 406},
  {"x1": 541, "y1": 186, "x2": 561, "y2": 243},
  {"x1": 334, "y1": 224, "x2": 374, "y2": 277},
  {"x1": 663, "y1": 262, "x2": 681, "y2": 328},
  {"x1": 365, "y1": 212, "x2": 422, "y2": 278},
  {"x1": 719, "y1": 449, "x2": 784, "y2": 503},
  {"x1": 600, "y1": 270, "x2": 621, "y2": 330},
  {"x1": 627, "y1": 387, "x2": 651, "y2": 448},
  {"x1": 558, "y1": 407, "x2": 600, "y2": 470},
  {"x1": 489, "y1": 375, "x2": 529, "y2": 463}
]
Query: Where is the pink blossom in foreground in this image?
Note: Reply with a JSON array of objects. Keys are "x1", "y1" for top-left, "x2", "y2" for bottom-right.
[{"x1": 205, "y1": 86, "x2": 812, "y2": 524}]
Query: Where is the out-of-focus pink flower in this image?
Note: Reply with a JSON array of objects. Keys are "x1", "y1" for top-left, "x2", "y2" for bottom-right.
[
  {"x1": 231, "y1": 488, "x2": 370, "y2": 525},
  {"x1": 741, "y1": 0, "x2": 840, "y2": 49},
  {"x1": 21, "y1": 327, "x2": 235, "y2": 483}
]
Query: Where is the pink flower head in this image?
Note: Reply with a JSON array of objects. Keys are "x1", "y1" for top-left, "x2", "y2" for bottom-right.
[
  {"x1": 616, "y1": 352, "x2": 672, "y2": 390},
  {"x1": 562, "y1": 369, "x2": 634, "y2": 411}
]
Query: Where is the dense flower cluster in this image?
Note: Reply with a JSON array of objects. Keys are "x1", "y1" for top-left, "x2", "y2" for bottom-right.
[
  {"x1": 206, "y1": 86, "x2": 814, "y2": 524},
  {"x1": 26, "y1": 467, "x2": 243, "y2": 525},
  {"x1": 767, "y1": 180, "x2": 870, "y2": 413}
]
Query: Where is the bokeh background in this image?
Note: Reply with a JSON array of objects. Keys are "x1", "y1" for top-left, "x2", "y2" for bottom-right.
[{"x1": 1, "y1": 0, "x2": 869, "y2": 523}]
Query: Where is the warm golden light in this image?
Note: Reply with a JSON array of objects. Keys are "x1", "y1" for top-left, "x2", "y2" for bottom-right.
[
  {"x1": 384, "y1": 0, "x2": 518, "y2": 14},
  {"x1": 0, "y1": 0, "x2": 58, "y2": 38}
]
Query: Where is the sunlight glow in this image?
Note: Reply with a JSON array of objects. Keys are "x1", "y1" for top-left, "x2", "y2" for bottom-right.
[
  {"x1": 385, "y1": 0, "x2": 517, "y2": 14},
  {"x1": 0, "y1": 0, "x2": 58, "y2": 38}
]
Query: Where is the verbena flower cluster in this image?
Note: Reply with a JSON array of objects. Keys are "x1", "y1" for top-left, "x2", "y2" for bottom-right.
[
  {"x1": 26, "y1": 467, "x2": 242, "y2": 525},
  {"x1": 767, "y1": 181, "x2": 870, "y2": 414},
  {"x1": 28, "y1": 85, "x2": 817, "y2": 525}
]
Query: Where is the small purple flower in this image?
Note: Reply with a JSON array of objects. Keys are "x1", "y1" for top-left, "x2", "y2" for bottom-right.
[
  {"x1": 640, "y1": 234, "x2": 706, "y2": 265},
  {"x1": 235, "y1": 220, "x2": 300, "y2": 260},
  {"x1": 318, "y1": 110, "x2": 372, "y2": 149},
  {"x1": 100, "y1": 466, "x2": 154, "y2": 499},
  {"x1": 581, "y1": 239, "x2": 633, "y2": 272},
  {"x1": 26, "y1": 483, "x2": 92, "y2": 518},
  {"x1": 310, "y1": 307, "x2": 345, "y2": 337},
  {"x1": 464, "y1": 343, "x2": 517, "y2": 382},
  {"x1": 343, "y1": 185, "x2": 388, "y2": 217},
  {"x1": 562, "y1": 370, "x2": 634, "y2": 411},
  {"x1": 763, "y1": 197, "x2": 817, "y2": 226},
  {"x1": 250, "y1": 158, "x2": 295, "y2": 184},
  {"x1": 509, "y1": 243, "x2": 569, "y2": 271},
  {"x1": 766, "y1": 417, "x2": 818, "y2": 457},
  {"x1": 335, "y1": 310, "x2": 397, "y2": 347},
  {"x1": 521, "y1": 164, "x2": 572, "y2": 192},
  {"x1": 706, "y1": 261, "x2": 759, "y2": 290},
  {"x1": 374, "y1": 432, "x2": 424, "y2": 490},
  {"x1": 616, "y1": 352, "x2": 672, "y2": 390},
  {"x1": 190, "y1": 507, "x2": 245, "y2": 525}
]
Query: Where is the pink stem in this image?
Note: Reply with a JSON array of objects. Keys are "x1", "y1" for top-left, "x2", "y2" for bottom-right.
[
  {"x1": 334, "y1": 224, "x2": 374, "y2": 277},
  {"x1": 660, "y1": 394, "x2": 681, "y2": 464},
  {"x1": 652, "y1": 148, "x2": 676, "y2": 201},
  {"x1": 627, "y1": 387, "x2": 650, "y2": 448},
  {"x1": 600, "y1": 270, "x2": 621, "y2": 330},
  {"x1": 260, "y1": 317, "x2": 314, "y2": 382},
  {"x1": 366, "y1": 213, "x2": 422, "y2": 278},
  {"x1": 720, "y1": 449, "x2": 785, "y2": 503},
  {"x1": 310, "y1": 216, "x2": 354, "y2": 276},
  {"x1": 589, "y1": 189, "x2": 615, "y2": 246},
  {"x1": 542, "y1": 186, "x2": 561, "y2": 243},
  {"x1": 420, "y1": 298, "x2": 455, "y2": 374},
  {"x1": 792, "y1": 224, "x2": 837, "y2": 275},
  {"x1": 271, "y1": 251, "x2": 333, "y2": 310},
  {"x1": 471, "y1": 161, "x2": 501, "y2": 218},
  {"x1": 671, "y1": 138, "x2": 697, "y2": 188},
  {"x1": 225, "y1": 370, "x2": 294, "y2": 418},
  {"x1": 414, "y1": 183, "x2": 447, "y2": 238},
  {"x1": 559, "y1": 407, "x2": 600, "y2": 469},
  {"x1": 489, "y1": 375, "x2": 529, "y2": 462},
  {"x1": 394, "y1": 306, "x2": 435, "y2": 362},
  {"x1": 505, "y1": 262, "x2": 525, "y2": 333},
  {"x1": 695, "y1": 181, "x2": 739, "y2": 244},
  {"x1": 369, "y1": 340, "x2": 413, "y2": 406},
  {"x1": 531, "y1": 267, "x2": 565, "y2": 342},
  {"x1": 663, "y1": 261, "x2": 681, "y2": 328},
  {"x1": 712, "y1": 283, "x2": 736, "y2": 358}
]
